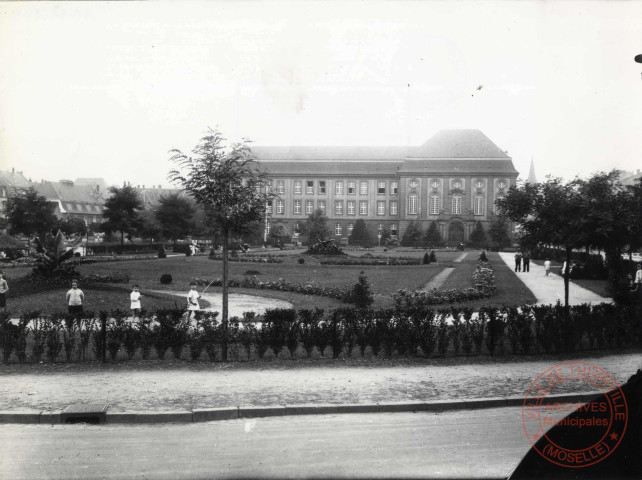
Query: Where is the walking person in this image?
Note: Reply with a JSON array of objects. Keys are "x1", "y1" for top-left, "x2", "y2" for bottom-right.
[
  {"x1": 0, "y1": 270, "x2": 8, "y2": 313},
  {"x1": 187, "y1": 282, "x2": 201, "y2": 320},
  {"x1": 66, "y1": 279, "x2": 84, "y2": 318},
  {"x1": 130, "y1": 284, "x2": 142, "y2": 320},
  {"x1": 544, "y1": 258, "x2": 551, "y2": 277},
  {"x1": 523, "y1": 251, "x2": 531, "y2": 272},
  {"x1": 514, "y1": 251, "x2": 522, "y2": 272}
]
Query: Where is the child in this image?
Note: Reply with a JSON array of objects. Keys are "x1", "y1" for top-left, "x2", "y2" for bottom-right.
[
  {"x1": 0, "y1": 270, "x2": 8, "y2": 313},
  {"x1": 130, "y1": 284, "x2": 142, "y2": 319},
  {"x1": 544, "y1": 258, "x2": 551, "y2": 277},
  {"x1": 187, "y1": 282, "x2": 201, "y2": 319},
  {"x1": 66, "y1": 280, "x2": 84, "y2": 317}
]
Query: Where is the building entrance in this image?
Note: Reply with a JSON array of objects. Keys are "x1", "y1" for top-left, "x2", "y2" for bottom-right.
[{"x1": 448, "y1": 222, "x2": 464, "y2": 246}]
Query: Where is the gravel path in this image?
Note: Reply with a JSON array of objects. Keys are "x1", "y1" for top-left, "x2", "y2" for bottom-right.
[
  {"x1": 420, "y1": 267, "x2": 454, "y2": 291},
  {"x1": 1, "y1": 352, "x2": 638, "y2": 412}
]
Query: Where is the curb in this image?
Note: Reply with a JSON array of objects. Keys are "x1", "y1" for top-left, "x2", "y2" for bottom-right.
[{"x1": 0, "y1": 392, "x2": 602, "y2": 425}]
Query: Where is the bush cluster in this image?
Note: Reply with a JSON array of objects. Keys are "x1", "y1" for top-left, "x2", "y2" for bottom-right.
[
  {"x1": 1, "y1": 302, "x2": 639, "y2": 363},
  {"x1": 306, "y1": 240, "x2": 344, "y2": 255},
  {"x1": 318, "y1": 256, "x2": 421, "y2": 266}
]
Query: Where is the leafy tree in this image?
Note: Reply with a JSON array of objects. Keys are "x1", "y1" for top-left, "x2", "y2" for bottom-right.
[
  {"x1": 424, "y1": 221, "x2": 442, "y2": 246},
  {"x1": 155, "y1": 193, "x2": 196, "y2": 248},
  {"x1": 379, "y1": 227, "x2": 391, "y2": 246},
  {"x1": 102, "y1": 185, "x2": 143, "y2": 247},
  {"x1": 5, "y1": 187, "x2": 57, "y2": 243},
  {"x1": 400, "y1": 220, "x2": 423, "y2": 247},
  {"x1": 56, "y1": 217, "x2": 88, "y2": 237},
  {"x1": 348, "y1": 219, "x2": 373, "y2": 247},
  {"x1": 138, "y1": 209, "x2": 162, "y2": 246},
  {"x1": 301, "y1": 208, "x2": 330, "y2": 244},
  {"x1": 169, "y1": 128, "x2": 274, "y2": 361},
  {"x1": 469, "y1": 221, "x2": 486, "y2": 245},
  {"x1": 268, "y1": 222, "x2": 291, "y2": 247},
  {"x1": 488, "y1": 213, "x2": 511, "y2": 251}
]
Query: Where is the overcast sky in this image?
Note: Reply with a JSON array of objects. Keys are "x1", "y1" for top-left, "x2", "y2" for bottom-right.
[{"x1": 1, "y1": 1, "x2": 641, "y2": 188}]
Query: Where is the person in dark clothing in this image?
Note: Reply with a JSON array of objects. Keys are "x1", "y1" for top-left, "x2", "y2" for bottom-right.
[
  {"x1": 522, "y1": 251, "x2": 531, "y2": 272},
  {"x1": 514, "y1": 251, "x2": 522, "y2": 272}
]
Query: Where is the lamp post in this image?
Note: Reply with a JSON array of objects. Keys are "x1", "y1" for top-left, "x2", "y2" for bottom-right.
[{"x1": 378, "y1": 233, "x2": 381, "y2": 247}]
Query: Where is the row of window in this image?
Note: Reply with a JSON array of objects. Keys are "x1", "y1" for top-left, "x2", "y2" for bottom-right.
[
  {"x1": 268, "y1": 199, "x2": 398, "y2": 216},
  {"x1": 65, "y1": 203, "x2": 102, "y2": 213},
  {"x1": 268, "y1": 194, "x2": 503, "y2": 217},
  {"x1": 266, "y1": 222, "x2": 399, "y2": 237},
  {"x1": 273, "y1": 180, "x2": 399, "y2": 196}
]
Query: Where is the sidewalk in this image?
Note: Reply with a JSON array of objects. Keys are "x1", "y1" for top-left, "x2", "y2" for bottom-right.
[{"x1": 497, "y1": 252, "x2": 611, "y2": 305}]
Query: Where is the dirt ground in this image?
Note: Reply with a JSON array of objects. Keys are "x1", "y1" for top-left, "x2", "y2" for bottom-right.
[{"x1": 1, "y1": 352, "x2": 639, "y2": 412}]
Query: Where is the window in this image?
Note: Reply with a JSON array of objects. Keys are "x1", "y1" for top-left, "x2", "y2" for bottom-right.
[
  {"x1": 377, "y1": 182, "x2": 386, "y2": 195},
  {"x1": 266, "y1": 182, "x2": 272, "y2": 194},
  {"x1": 0, "y1": 188, "x2": 6, "y2": 197},
  {"x1": 408, "y1": 194, "x2": 418, "y2": 214},
  {"x1": 377, "y1": 201, "x2": 385, "y2": 215},
  {"x1": 348, "y1": 181, "x2": 356, "y2": 194},
  {"x1": 390, "y1": 224, "x2": 398, "y2": 237},
  {"x1": 294, "y1": 200, "x2": 302, "y2": 215},
  {"x1": 76, "y1": 204, "x2": 82, "y2": 211},
  {"x1": 359, "y1": 201, "x2": 368, "y2": 215},
  {"x1": 360, "y1": 181, "x2": 368, "y2": 195},
  {"x1": 335, "y1": 223, "x2": 342, "y2": 236},
  {"x1": 266, "y1": 222, "x2": 271, "y2": 234},
  {"x1": 430, "y1": 195, "x2": 440, "y2": 215},
  {"x1": 452, "y1": 179, "x2": 463, "y2": 189},
  {"x1": 276, "y1": 200, "x2": 284, "y2": 214},
  {"x1": 306, "y1": 180, "x2": 314, "y2": 194},
  {"x1": 474, "y1": 196, "x2": 484, "y2": 215},
  {"x1": 276, "y1": 181, "x2": 285, "y2": 195},
  {"x1": 475, "y1": 180, "x2": 484, "y2": 188},
  {"x1": 390, "y1": 201, "x2": 398, "y2": 215},
  {"x1": 294, "y1": 181, "x2": 302, "y2": 195},
  {"x1": 391, "y1": 182, "x2": 398, "y2": 194},
  {"x1": 335, "y1": 181, "x2": 343, "y2": 195},
  {"x1": 94, "y1": 205, "x2": 101, "y2": 213},
  {"x1": 335, "y1": 201, "x2": 343, "y2": 215},
  {"x1": 347, "y1": 200, "x2": 356, "y2": 215},
  {"x1": 305, "y1": 200, "x2": 314, "y2": 215},
  {"x1": 431, "y1": 179, "x2": 440, "y2": 188},
  {"x1": 318, "y1": 200, "x2": 326, "y2": 212},
  {"x1": 347, "y1": 223, "x2": 354, "y2": 234},
  {"x1": 318, "y1": 181, "x2": 326, "y2": 194},
  {"x1": 495, "y1": 195, "x2": 504, "y2": 214},
  {"x1": 452, "y1": 195, "x2": 462, "y2": 215},
  {"x1": 497, "y1": 180, "x2": 507, "y2": 189},
  {"x1": 266, "y1": 202, "x2": 273, "y2": 214},
  {"x1": 378, "y1": 224, "x2": 383, "y2": 231}
]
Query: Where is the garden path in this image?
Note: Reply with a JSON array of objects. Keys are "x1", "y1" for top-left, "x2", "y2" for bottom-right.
[
  {"x1": 453, "y1": 252, "x2": 468, "y2": 262},
  {"x1": 419, "y1": 267, "x2": 454, "y2": 291},
  {"x1": 496, "y1": 252, "x2": 611, "y2": 305},
  {"x1": 152, "y1": 291, "x2": 293, "y2": 318}
]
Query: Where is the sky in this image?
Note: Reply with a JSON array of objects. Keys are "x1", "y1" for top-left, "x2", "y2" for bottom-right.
[{"x1": 1, "y1": 1, "x2": 641, "y2": 188}]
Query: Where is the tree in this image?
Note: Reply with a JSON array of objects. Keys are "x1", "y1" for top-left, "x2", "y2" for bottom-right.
[
  {"x1": 347, "y1": 271, "x2": 374, "y2": 309},
  {"x1": 400, "y1": 220, "x2": 423, "y2": 247},
  {"x1": 169, "y1": 128, "x2": 274, "y2": 361},
  {"x1": 488, "y1": 213, "x2": 511, "y2": 251},
  {"x1": 57, "y1": 217, "x2": 88, "y2": 238},
  {"x1": 424, "y1": 221, "x2": 442, "y2": 246},
  {"x1": 348, "y1": 219, "x2": 373, "y2": 247},
  {"x1": 469, "y1": 221, "x2": 487, "y2": 245},
  {"x1": 155, "y1": 193, "x2": 196, "y2": 248},
  {"x1": 5, "y1": 187, "x2": 57, "y2": 243},
  {"x1": 268, "y1": 222, "x2": 291, "y2": 247},
  {"x1": 102, "y1": 185, "x2": 144, "y2": 247},
  {"x1": 138, "y1": 209, "x2": 162, "y2": 246},
  {"x1": 301, "y1": 208, "x2": 330, "y2": 244}
]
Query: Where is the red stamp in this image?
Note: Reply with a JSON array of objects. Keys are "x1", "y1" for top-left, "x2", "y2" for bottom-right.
[{"x1": 522, "y1": 361, "x2": 628, "y2": 468}]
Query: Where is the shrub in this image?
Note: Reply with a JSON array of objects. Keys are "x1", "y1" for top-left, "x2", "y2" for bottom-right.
[
  {"x1": 346, "y1": 271, "x2": 374, "y2": 309},
  {"x1": 481, "y1": 306, "x2": 504, "y2": 355},
  {"x1": 0, "y1": 313, "x2": 17, "y2": 362},
  {"x1": 298, "y1": 258, "x2": 305, "y2": 264},
  {"x1": 158, "y1": 246, "x2": 167, "y2": 259},
  {"x1": 262, "y1": 308, "x2": 297, "y2": 358},
  {"x1": 306, "y1": 240, "x2": 344, "y2": 255},
  {"x1": 479, "y1": 250, "x2": 488, "y2": 262},
  {"x1": 436, "y1": 310, "x2": 450, "y2": 355},
  {"x1": 422, "y1": 252, "x2": 431, "y2": 265},
  {"x1": 298, "y1": 308, "x2": 323, "y2": 358},
  {"x1": 201, "y1": 312, "x2": 220, "y2": 361},
  {"x1": 160, "y1": 274, "x2": 173, "y2": 284},
  {"x1": 61, "y1": 315, "x2": 77, "y2": 362},
  {"x1": 429, "y1": 250, "x2": 437, "y2": 262}
]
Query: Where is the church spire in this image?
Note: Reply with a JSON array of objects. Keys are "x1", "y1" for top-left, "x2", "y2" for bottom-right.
[{"x1": 527, "y1": 157, "x2": 537, "y2": 183}]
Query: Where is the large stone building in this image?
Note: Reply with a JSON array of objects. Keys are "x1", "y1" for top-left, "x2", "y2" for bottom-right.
[{"x1": 253, "y1": 129, "x2": 519, "y2": 246}]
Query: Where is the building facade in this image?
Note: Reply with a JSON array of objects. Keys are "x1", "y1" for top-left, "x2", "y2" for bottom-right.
[{"x1": 253, "y1": 130, "x2": 519, "y2": 246}]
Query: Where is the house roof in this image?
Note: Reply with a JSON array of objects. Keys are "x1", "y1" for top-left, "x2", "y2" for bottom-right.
[
  {"x1": 0, "y1": 170, "x2": 33, "y2": 189},
  {"x1": 36, "y1": 181, "x2": 105, "y2": 205},
  {"x1": 253, "y1": 130, "x2": 516, "y2": 176}
]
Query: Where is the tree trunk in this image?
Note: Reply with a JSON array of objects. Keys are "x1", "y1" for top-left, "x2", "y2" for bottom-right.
[
  {"x1": 120, "y1": 230, "x2": 124, "y2": 248},
  {"x1": 564, "y1": 246, "x2": 571, "y2": 311},
  {"x1": 222, "y1": 225, "x2": 229, "y2": 362}
]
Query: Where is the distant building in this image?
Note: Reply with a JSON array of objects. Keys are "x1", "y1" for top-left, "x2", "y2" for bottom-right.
[
  {"x1": 620, "y1": 169, "x2": 641, "y2": 187},
  {"x1": 35, "y1": 179, "x2": 107, "y2": 225},
  {"x1": 131, "y1": 184, "x2": 181, "y2": 209},
  {"x1": 0, "y1": 168, "x2": 33, "y2": 219},
  {"x1": 253, "y1": 129, "x2": 519, "y2": 246}
]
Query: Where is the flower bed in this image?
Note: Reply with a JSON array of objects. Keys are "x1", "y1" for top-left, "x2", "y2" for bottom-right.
[
  {"x1": 191, "y1": 276, "x2": 349, "y2": 300},
  {"x1": 318, "y1": 256, "x2": 421, "y2": 266}
]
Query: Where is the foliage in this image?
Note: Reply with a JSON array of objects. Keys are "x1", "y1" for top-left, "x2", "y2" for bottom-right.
[
  {"x1": 155, "y1": 193, "x2": 196, "y2": 247},
  {"x1": 160, "y1": 274, "x2": 173, "y2": 284},
  {"x1": 301, "y1": 208, "x2": 331, "y2": 244},
  {"x1": 102, "y1": 185, "x2": 144, "y2": 247},
  {"x1": 469, "y1": 221, "x2": 487, "y2": 244},
  {"x1": 346, "y1": 271, "x2": 374, "y2": 309},
  {"x1": 400, "y1": 221, "x2": 423, "y2": 247},
  {"x1": 268, "y1": 222, "x2": 292, "y2": 247},
  {"x1": 424, "y1": 221, "x2": 442, "y2": 246},
  {"x1": 158, "y1": 246, "x2": 167, "y2": 258},
  {"x1": 487, "y1": 213, "x2": 511, "y2": 250},
  {"x1": 348, "y1": 219, "x2": 374, "y2": 247},
  {"x1": 5, "y1": 187, "x2": 57, "y2": 240},
  {"x1": 422, "y1": 252, "x2": 430, "y2": 264},
  {"x1": 306, "y1": 239, "x2": 344, "y2": 255}
]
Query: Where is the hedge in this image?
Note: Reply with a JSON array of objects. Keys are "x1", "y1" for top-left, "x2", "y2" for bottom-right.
[{"x1": 1, "y1": 302, "x2": 639, "y2": 363}]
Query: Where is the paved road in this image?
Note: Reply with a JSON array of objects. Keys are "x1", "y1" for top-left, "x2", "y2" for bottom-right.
[
  {"x1": 0, "y1": 408, "x2": 530, "y2": 479},
  {"x1": 496, "y1": 252, "x2": 611, "y2": 305}
]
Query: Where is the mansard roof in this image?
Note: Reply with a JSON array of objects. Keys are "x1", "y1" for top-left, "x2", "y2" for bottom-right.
[{"x1": 253, "y1": 129, "x2": 517, "y2": 176}]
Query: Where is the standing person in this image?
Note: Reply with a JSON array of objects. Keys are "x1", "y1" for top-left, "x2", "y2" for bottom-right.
[
  {"x1": 66, "y1": 280, "x2": 84, "y2": 318},
  {"x1": 523, "y1": 251, "x2": 531, "y2": 272},
  {"x1": 130, "y1": 284, "x2": 142, "y2": 319},
  {"x1": 561, "y1": 261, "x2": 568, "y2": 277},
  {"x1": 514, "y1": 251, "x2": 522, "y2": 272},
  {"x1": 544, "y1": 258, "x2": 551, "y2": 277},
  {"x1": 0, "y1": 270, "x2": 8, "y2": 313},
  {"x1": 187, "y1": 282, "x2": 201, "y2": 320}
]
